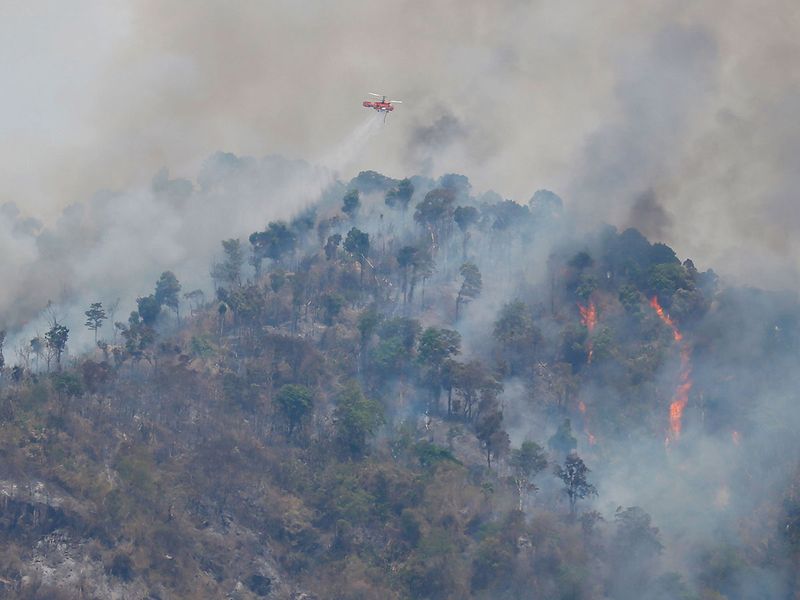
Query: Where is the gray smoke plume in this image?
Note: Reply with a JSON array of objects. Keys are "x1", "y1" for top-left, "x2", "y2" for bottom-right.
[
  {"x1": 3, "y1": 1, "x2": 799, "y2": 289},
  {"x1": 627, "y1": 189, "x2": 674, "y2": 241},
  {"x1": 0, "y1": 112, "x2": 385, "y2": 352},
  {"x1": 1, "y1": 5, "x2": 799, "y2": 595}
]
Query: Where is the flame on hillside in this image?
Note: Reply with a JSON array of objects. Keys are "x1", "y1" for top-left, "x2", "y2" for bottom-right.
[
  {"x1": 649, "y1": 297, "x2": 682, "y2": 342},
  {"x1": 578, "y1": 401, "x2": 597, "y2": 445},
  {"x1": 578, "y1": 300, "x2": 598, "y2": 363},
  {"x1": 650, "y1": 297, "x2": 692, "y2": 441},
  {"x1": 579, "y1": 301, "x2": 597, "y2": 332}
]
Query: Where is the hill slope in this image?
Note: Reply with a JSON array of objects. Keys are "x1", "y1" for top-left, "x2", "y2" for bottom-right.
[{"x1": 0, "y1": 164, "x2": 799, "y2": 599}]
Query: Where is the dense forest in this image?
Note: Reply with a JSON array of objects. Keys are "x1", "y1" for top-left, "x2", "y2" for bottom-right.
[{"x1": 0, "y1": 158, "x2": 799, "y2": 599}]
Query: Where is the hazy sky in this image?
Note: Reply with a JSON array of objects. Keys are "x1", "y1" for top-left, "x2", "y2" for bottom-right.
[{"x1": 1, "y1": 0, "x2": 799, "y2": 288}]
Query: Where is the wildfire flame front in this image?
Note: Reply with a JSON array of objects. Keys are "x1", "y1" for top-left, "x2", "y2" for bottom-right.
[{"x1": 650, "y1": 297, "x2": 693, "y2": 441}]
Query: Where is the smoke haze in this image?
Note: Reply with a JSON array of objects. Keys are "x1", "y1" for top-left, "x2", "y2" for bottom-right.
[
  {"x1": 2, "y1": 6, "x2": 800, "y2": 595},
  {"x1": 1, "y1": 2, "x2": 799, "y2": 312}
]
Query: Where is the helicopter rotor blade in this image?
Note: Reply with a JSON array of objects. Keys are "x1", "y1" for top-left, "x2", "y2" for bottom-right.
[
  {"x1": 389, "y1": 100, "x2": 403, "y2": 104},
  {"x1": 368, "y1": 93, "x2": 383, "y2": 97}
]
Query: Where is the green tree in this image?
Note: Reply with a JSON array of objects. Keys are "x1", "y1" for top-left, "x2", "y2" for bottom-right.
[
  {"x1": 510, "y1": 441, "x2": 548, "y2": 510},
  {"x1": 84, "y1": 302, "x2": 107, "y2": 343},
  {"x1": 373, "y1": 318, "x2": 422, "y2": 382},
  {"x1": 378, "y1": 317, "x2": 422, "y2": 355},
  {"x1": 487, "y1": 199, "x2": 530, "y2": 232},
  {"x1": 614, "y1": 506, "x2": 663, "y2": 557},
  {"x1": 451, "y1": 360, "x2": 501, "y2": 422},
  {"x1": 555, "y1": 451, "x2": 597, "y2": 516},
  {"x1": 548, "y1": 418, "x2": 578, "y2": 456},
  {"x1": 475, "y1": 410, "x2": 509, "y2": 469},
  {"x1": 212, "y1": 238, "x2": 244, "y2": 288},
  {"x1": 455, "y1": 262, "x2": 481, "y2": 319},
  {"x1": 609, "y1": 506, "x2": 664, "y2": 598},
  {"x1": 418, "y1": 327, "x2": 461, "y2": 411},
  {"x1": 51, "y1": 371, "x2": 83, "y2": 399},
  {"x1": 136, "y1": 295, "x2": 161, "y2": 326},
  {"x1": 320, "y1": 292, "x2": 345, "y2": 325},
  {"x1": 561, "y1": 323, "x2": 589, "y2": 369},
  {"x1": 619, "y1": 283, "x2": 642, "y2": 315},
  {"x1": 470, "y1": 534, "x2": 515, "y2": 592},
  {"x1": 439, "y1": 173, "x2": 471, "y2": 196},
  {"x1": 45, "y1": 322, "x2": 69, "y2": 371},
  {"x1": 397, "y1": 245, "x2": 418, "y2": 304},
  {"x1": 344, "y1": 227, "x2": 370, "y2": 286},
  {"x1": 357, "y1": 306, "x2": 382, "y2": 369},
  {"x1": 649, "y1": 242, "x2": 680, "y2": 265},
  {"x1": 418, "y1": 328, "x2": 461, "y2": 366},
  {"x1": 183, "y1": 289, "x2": 205, "y2": 315},
  {"x1": 575, "y1": 273, "x2": 598, "y2": 300},
  {"x1": 357, "y1": 307, "x2": 381, "y2": 347},
  {"x1": 334, "y1": 381, "x2": 384, "y2": 457},
  {"x1": 440, "y1": 359, "x2": 461, "y2": 417},
  {"x1": 342, "y1": 189, "x2": 360, "y2": 219},
  {"x1": 217, "y1": 302, "x2": 228, "y2": 336},
  {"x1": 249, "y1": 221, "x2": 297, "y2": 274},
  {"x1": 453, "y1": 205, "x2": 478, "y2": 260},
  {"x1": 493, "y1": 300, "x2": 540, "y2": 376},
  {"x1": 647, "y1": 263, "x2": 691, "y2": 304},
  {"x1": 385, "y1": 178, "x2": 414, "y2": 215},
  {"x1": 154, "y1": 271, "x2": 182, "y2": 318},
  {"x1": 568, "y1": 250, "x2": 594, "y2": 270},
  {"x1": 30, "y1": 336, "x2": 44, "y2": 371},
  {"x1": 274, "y1": 384, "x2": 315, "y2": 437},
  {"x1": 117, "y1": 311, "x2": 155, "y2": 361},
  {"x1": 414, "y1": 188, "x2": 456, "y2": 248},
  {"x1": 324, "y1": 233, "x2": 342, "y2": 261}
]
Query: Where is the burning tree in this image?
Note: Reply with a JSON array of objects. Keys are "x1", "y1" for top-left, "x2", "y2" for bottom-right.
[
  {"x1": 578, "y1": 299, "x2": 598, "y2": 362},
  {"x1": 650, "y1": 296, "x2": 693, "y2": 441}
]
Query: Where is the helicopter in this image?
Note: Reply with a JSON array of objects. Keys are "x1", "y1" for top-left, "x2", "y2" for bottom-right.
[{"x1": 362, "y1": 93, "x2": 402, "y2": 122}]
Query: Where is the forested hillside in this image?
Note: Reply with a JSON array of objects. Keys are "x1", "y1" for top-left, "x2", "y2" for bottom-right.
[{"x1": 1, "y1": 162, "x2": 799, "y2": 599}]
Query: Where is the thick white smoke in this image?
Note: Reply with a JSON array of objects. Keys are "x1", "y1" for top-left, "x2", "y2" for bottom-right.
[{"x1": 2, "y1": 113, "x2": 388, "y2": 356}]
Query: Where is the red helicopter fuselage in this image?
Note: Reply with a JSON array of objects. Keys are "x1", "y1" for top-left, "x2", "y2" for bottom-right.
[{"x1": 362, "y1": 100, "x2": 395, "y2": 113}]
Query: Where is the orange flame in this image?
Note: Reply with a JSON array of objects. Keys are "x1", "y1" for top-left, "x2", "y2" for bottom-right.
[
  {"x1": 578, "y1": 300, "x2": 598, "y2": 363},
  {"x1": 651, "y1": 297, "x2": 692, "y2": 440},
  {"x1": 577, "y1": 301, "x2": 600, "y2": 443},
  {"x1": 577, "y1": 401, "x2": 597, "y2": 445},
  {"x1": 649, "y1": 297, "x2": 682, "y2": 341},
  {"x1": 579, "y1": 300, "x2": 598, "y2": 332}
]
